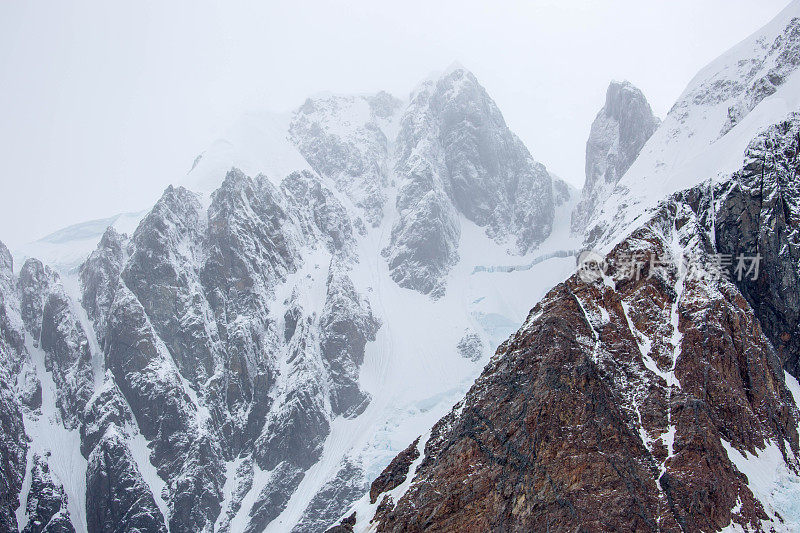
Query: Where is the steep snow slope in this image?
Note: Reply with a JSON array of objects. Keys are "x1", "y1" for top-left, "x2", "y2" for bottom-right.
[
  {"x1": 587, "y1": 0, "x2": 800, "y2": 250},
  {"x1": 183, "y1": 110, "x2": 313, "y2": 192},
  {"x1": 17, "y1": 337, "x2": 88, "y2": 532},
  {"x1": 1, "y1": 66, "x2": 577, "y2": 533},
  {"x1": 263, "y1": 186, "x2": 579, "y2": 532},
  {"x1": 360, "y1": 111, "x2": 800, "y2": 533}
]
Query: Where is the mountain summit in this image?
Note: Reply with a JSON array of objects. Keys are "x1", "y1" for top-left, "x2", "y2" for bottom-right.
[
  {"x1": 0, "y1": 65, "x2": 577, "y2": 533},
  {"x1": 386, "y1": 66, "x2": 556, "y2": 296},
  {"x1": 571, "y1": 80, "x2": 659, "y2": 234},
  {"x1": 356, "y1": 4, "x2": 800, "y2": 531},
  {"x1": 3, "y1": 4, "x2": 800, "y2": 530}
]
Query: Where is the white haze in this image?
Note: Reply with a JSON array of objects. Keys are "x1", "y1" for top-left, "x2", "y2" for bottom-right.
[{"x1": 0, "y1": 0, "x2": 790, "y2": 248}]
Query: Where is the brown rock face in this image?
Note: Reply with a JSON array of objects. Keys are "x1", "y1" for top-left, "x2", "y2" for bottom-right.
[
  {"x1": 369, "y1": 438, "x2": 420, "y2": 504},
  {"x1": 367, "y1": 126, "x2": 800, "y2": 531}
]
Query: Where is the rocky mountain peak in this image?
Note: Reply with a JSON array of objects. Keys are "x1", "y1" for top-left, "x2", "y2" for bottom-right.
[
  {"x1": 96, "y1": 226, "x2": 124, "y2": 253},
  {"x1": 17, "y1": 258, "x2": 59, "y2": 337},
  {"x1": 0, "y1": 240, "x2": 13, "y2": 292},
  {"x1": 604, "y1": 80, "x2": 650, "y2": 117},
  {"x1": 572, "y1": 80, "x2": 659, "y2": 234},
  {"x1": 387, "y1": 65, "x2": 555, "y2": 296},
  {"x1": 364, "y1": 110, "x2": 800, "y2": 532}
]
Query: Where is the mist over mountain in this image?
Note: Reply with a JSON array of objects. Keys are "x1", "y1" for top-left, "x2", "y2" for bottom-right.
[{"x1": 2, "y1": 2, "x2": 800, "y2": 533}]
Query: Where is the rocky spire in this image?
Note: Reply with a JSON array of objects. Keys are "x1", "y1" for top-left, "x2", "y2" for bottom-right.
[{"x1": 571, "y1": 80, "x2": 659, "y2": 234}]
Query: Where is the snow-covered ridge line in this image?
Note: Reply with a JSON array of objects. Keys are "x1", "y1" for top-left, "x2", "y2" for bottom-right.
[
  {"x1": 360, "y1": 108, "x2": 800, "y2": 529},
  {"x1": 4, "y1": 9, "x2": 800, "y2": 528},
  {"x1": 586, "y1": 0, "x2": 800, "y2": 252}
]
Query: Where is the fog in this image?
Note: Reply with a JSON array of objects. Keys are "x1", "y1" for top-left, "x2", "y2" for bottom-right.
[{"x1": 0, "y1": 0, "x2": 789, "y2": 247}]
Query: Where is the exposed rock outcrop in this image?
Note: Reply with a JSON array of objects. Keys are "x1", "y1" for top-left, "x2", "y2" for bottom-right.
[
  {"x1": 572, "y1": 80, "x2": 659, "y2": 234},
  {"x1": 387, "y1": 67, "x2": 555, "y2": 296},
  {"x1": 367, "y1": 112, "x2": 800, "y2": 532},
  {"x1": 714, "y1": 114, "x2": 800, "y2": 379},
  {"x1": 86, "y1": 430, "x2": 167, "y2": 533},
  {"x1": 0, "y1": 242, "x2": 27, "y2": 533},
  {"x1": 21, "y1": 454, "x2": 74, "y2": 533}
]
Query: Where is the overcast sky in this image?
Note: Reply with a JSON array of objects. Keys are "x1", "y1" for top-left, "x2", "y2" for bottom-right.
[{"x1": 0, "y1": 0, "x2": 791, "y2": 248}]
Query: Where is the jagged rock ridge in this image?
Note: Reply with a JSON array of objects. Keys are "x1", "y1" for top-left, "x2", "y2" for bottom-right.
[
  {"x1": 5, "y1": 11, "x2": 800, "y2": 528},
  {"x1": 387, "y1": 68, "x2": 555, "y2": 296},
  {"x1": 0, "y1": 165, "x2": 383, "y2": 532},
  {"x1": 364, "y1": 112, "x2": 800, "y2": 532}
]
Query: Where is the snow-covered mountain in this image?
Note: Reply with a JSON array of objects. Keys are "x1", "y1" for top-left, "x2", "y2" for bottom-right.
[
  {"x1": 361, "y1": 112, "x2": 800, "y2": 531},
  {"x1": 4, "y1": 2, "x2": 800, "y2": 531},
  {"x1": 585, "y1": 1, "x2": 800, "y2": 250},
  {"x1": 0, "y1": 66, "x2": 579, "y2": 533},
  {"x1": 353, "y1": 3, "x2": 800, "y2": 532}
]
